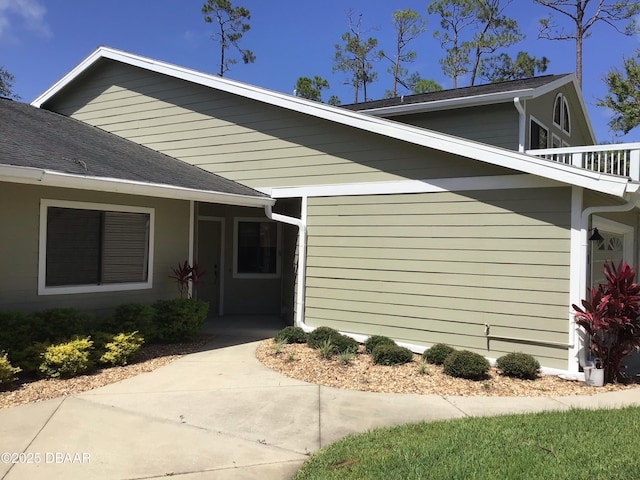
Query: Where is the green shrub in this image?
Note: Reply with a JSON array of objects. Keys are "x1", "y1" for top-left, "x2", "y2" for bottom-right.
[
  {"x1": 99, "y1": 332, "x2": 144, "y2": 366},
  {"x1": 372, "y1": 344, "x2": 414, "y2": 366},
  {"x1": 364, "y1": 335, "x2": 396, "y2": 354},
  {"x1": 307, "y1": 326, "x2": 340, "y2": 349},
  {"x1": 0, "y1": 352, "x2": 21, "y2": 386},
  {"x1": 275, "y1": 326, "x2": 308, "y2": 344},
  {"x1": 0, "y1": 311, "x2": 34, "y2": 363},
  {"x1": 308, "y1": 327, "x2": 358, "y2": 354},
  {"x1": 39, "y1": 337, "x2": 94, "y2": 378},
  {"x1": 32, "y1": 308, "x2": 95, "y2": 342},
  {"x1": 496, "y1": 352, "x2": 540, "y2": 380},
  {"x1": 110, "y1": 304, "x2": 156, "y2": 341},
  {"x1": 152, "y1": 298, "x2": 209, "y2": 343},
  {"x1": 423, "y1": 343, "x2": 456, "y2": 365},
  {"x1": 12, "y1": 342, "x2": 49, "y2": 375},
  {"x1": 443, "y1": 350, "x2": 490, "y2": 380},
  {"x1": 331, "y1": 334, "x2": 359, "y2": 354}
]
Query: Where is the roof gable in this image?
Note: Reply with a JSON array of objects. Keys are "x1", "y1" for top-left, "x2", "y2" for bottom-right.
[
  {"x1": 0, "y1": 98, "x2": 271, "y2": 206},
  {"x1": 32, "y1": 46, "x2": 628, "y2": 198}
]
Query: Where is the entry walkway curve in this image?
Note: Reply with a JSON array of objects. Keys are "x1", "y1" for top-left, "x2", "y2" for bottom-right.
[{"x1": 1, "y1": 316, "x2": 640, "y2": 479}]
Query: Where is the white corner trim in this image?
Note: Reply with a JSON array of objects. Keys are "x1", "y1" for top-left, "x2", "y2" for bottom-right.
[
  {"x1": 38, "y1": 199, "x2": 155, "y2": 296},
  {"x1": 31, "y1": 47, "x2": 611, "y2": 195}
]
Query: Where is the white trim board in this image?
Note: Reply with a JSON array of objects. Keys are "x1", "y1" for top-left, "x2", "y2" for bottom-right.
[
  {"x1": 0, "y1": 164, "x2": 274, "y2": 208},
  {"x1": 263, "y1": 174, "x2": 564, "y2": 199},
  {"x1": 32, "y1": 47, "x2": 622, "y2": 197}
]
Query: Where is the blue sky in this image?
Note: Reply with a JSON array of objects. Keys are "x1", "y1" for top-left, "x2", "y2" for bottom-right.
[{"x1": 1, "y1": 0, "x2": 638, "y2": 143}]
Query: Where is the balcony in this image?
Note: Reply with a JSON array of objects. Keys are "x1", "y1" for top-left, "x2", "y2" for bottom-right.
[{"x1": 526, "y1": 143, "x2": 640, "y2": 181}]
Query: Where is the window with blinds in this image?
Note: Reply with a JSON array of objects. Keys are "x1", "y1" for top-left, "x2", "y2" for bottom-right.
[{"x1": 45, "y1": 206, "x2": 150, "y2": 287}]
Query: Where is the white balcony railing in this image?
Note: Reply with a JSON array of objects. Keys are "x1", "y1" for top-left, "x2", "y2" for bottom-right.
[{"x1": 526, "y1": 143, "x2": 640, "y2": 181}]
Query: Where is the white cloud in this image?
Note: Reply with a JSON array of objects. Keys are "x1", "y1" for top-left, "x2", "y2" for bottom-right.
[{"x1": 0, "y1": 0, "x2": 50, "y2": 39}]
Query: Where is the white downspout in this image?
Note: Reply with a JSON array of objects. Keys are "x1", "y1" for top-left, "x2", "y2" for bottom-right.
[
  {"x1": 514, "y1": 97, "x2": 526, "y2": 153},
  {"x1": 265, "y1": 197, "x2": 309, "y2": 330}
]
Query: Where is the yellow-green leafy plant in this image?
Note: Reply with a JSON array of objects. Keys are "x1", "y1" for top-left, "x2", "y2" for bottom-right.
[
  {"x1": 39, "y1": 337, "x2": 93, "y2": 378},
  {"x1": 0, "y1": 352, "x2": 21, "y2": 385},
  {"x1": 99, "y1": 332, "x2": 144, "y2": 366}
]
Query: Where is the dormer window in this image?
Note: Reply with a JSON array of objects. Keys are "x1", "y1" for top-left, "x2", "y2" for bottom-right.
[{"x1": 553, "y1": 94, "x2": 570, "y2": 135}]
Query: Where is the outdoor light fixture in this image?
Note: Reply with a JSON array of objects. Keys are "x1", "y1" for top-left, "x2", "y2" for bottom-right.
[{"x1": 588, "y1": 227, "x2": 604, "y2": 242}]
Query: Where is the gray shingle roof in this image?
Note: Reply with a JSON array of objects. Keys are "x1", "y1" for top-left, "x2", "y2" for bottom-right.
[
  {"x1": 0, "y1": 98, "x2": 267, "y2": 199},
  {"x1": 342, "y1": 74, "x2": 573, "y2": 111}
]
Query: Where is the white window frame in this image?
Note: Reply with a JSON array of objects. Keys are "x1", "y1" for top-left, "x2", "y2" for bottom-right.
[
  {"x1": 232, "y1": 217, "x2": 281, "y2": 279},
  {"x1": 553, "y1": 93, "x2": 571, "y2": 135},
  {"x1": 38, "y1": 199, "x2": 155, "y2": 295},
  {"x1": 551, "y1": 133, "x2": 561, "y2": 149},
  {"x1": 529, "y1": 115, "x2": 549, "y2": 150}
]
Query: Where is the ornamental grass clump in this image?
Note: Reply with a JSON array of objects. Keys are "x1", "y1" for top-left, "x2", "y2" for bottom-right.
[
  {"x1": 423, "y1": 343, "x2": 456, "y2": 365},
  {"x1": 307, "y1": 326, "x2": 340, "y2": 349},
  {"x1": 372, "y1": 344, "x2": 413, "y2": 366},
  {"x1": 496, "y1": 352, "x2": 540, "y2": 380},
  {"x1": 275, "y1": 326, "x2": 308, "y2": 344},
  {"x1": 308, "y1": 327, "x2": 358, "y2": 354},
  {"x1": 443, "y1": 350, "x2": 490, "y2": 380},
  {"x1": 573, "y1": 261, "x2": 640, "y2": 383},
  {"x1": 364, "y1": 335, "x2": 396, "y2": 354}
]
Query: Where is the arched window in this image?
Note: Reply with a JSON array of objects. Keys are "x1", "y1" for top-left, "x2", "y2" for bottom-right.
[{"x1": 553, "y1": 93, "x2": 571, "y2": 135}]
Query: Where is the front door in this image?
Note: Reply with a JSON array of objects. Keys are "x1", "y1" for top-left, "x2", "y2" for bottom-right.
[
  {"x1": 590, "y1": 216, "x2": 633, "y2": 287},
  {"x1": 197, "y1": 219, "x2": 222, "y2": 316}
]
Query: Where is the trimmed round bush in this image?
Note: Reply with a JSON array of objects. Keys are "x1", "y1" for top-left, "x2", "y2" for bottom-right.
[
  {"x1": 372, "y1": 344, "x2": 413, "y2": 366},
  {"x1": 307, "y1": 327, "x2": 358, "y2": 354},
  {"x1": 307, "y1": 327, "x2": 340, "y2": 349},
  {"x1": 39, "y1": 337, "x2": 94, "y2": 378},
  {"x1": 331, "y1": 334, "x2": 359, "y2": 354},
  {"x1": 364, "y1": 335, "x2": 396, "y2": 354},
  {"x1": 496, "y1": 352, "x2": 540, "y2": 380},
  {"x1": 443, "y1": 350, "x2": 490, "y2": 380},
  {"x1": 275, "y1": 326, "x2": 308, "y2": 344},
  {"x1": 423, "y1": 343, "x2": 456, "y2": 365},
  {"x1": 152, "y1": 298, "x2": 209, "y2": 343},
  {"x1": 98, "y1": 332, "x2": 145, "y2": 366}
]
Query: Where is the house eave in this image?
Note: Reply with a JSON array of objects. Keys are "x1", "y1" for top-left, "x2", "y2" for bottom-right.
[
  {"x1": 30, "y1": 47, "x2": 609, "y2": 196},
  {"x1": 0, "y1": 164, "x2": 275, "y2": 207},
  {"x1": 356, "y1": 90, "x2": 537, "y2": 117}
]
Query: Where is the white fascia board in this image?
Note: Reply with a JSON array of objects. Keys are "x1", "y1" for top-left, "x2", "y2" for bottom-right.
[
  {"x1": 265, "y1": 175, "x2": 561, "y2": 198},
  {"x1": 356, "y1": 90, "x2": 536, "y2": 117},
  {"x1": 30, "y1": 47, "x2": 614, "y2": 195},
  {"x1": 528, "y1": 74, "x2": 596, "y2": 143},
  {"x1": 0, "y1": 164, "x2": 274, "y2": 208},
  {"x1": 265, "y1": 173, "x2": 628, "y2": 199}
]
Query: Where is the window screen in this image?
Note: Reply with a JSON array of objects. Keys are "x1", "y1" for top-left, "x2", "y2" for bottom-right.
[{"x1": 46, "y1": 207, "x2": 150, "y2": 287}]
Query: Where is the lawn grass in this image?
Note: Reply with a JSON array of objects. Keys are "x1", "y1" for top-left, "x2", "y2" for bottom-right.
[{"x1": 294, "y1": 407, "x2": 640, "y2": 480}]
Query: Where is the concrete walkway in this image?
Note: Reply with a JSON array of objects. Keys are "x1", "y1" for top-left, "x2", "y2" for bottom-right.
[{"x1": 2, "y1": 316, "x2": 640, "y2": 479}]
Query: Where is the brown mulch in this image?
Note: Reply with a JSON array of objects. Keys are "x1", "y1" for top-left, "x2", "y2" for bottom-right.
[
  {"x1": 0, "y1": 336, "x2": 214, "y2": 409},
  {"x1": 255, "y1": 340, "x2": 640, "y2": 397}
]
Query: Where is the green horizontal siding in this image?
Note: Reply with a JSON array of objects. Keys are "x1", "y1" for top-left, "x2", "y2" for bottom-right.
[
  {"x1": 304, "y1": 188, "x2": 572, "y2": 370},
  {"x1": 46, "y1": 61, "x2": 509, "y2": 188}
]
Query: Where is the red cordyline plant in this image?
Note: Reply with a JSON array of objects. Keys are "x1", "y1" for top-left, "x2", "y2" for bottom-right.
[
  {"x1": 169, "y1": 260, "x2": 206, "y2": 298},
  {"x1": 572, "y1": 261, "x2": 640, "y2": 384}
]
